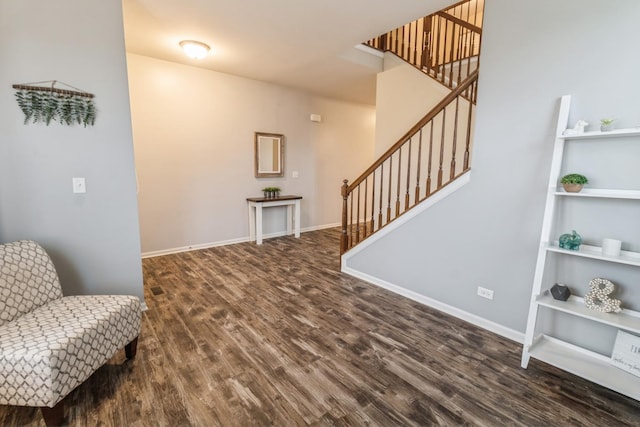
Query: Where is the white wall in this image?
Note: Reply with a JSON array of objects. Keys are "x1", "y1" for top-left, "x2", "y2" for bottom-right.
[
  {"x1": 127, "y1": 54, "x2": 375, "y2": 254},
  {"x1": 308, "y1": 97, "x2": 377, "y2": 224},
  {"x1": 0, "y1": 1, "x2": 144, "y2": 301},
  {"x1": 344, "y1": 0, "x2": 640, "y2": 336},
  {"x1": 374, "y1": 53, "x2": 450, "y2": 156}
]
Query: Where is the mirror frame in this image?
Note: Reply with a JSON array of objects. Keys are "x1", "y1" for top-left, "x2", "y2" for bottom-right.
[{"x1": 254, "y1": 132, "x2": 284, "y2": 178}]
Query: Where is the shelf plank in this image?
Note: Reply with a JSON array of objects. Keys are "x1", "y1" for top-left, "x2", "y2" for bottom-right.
[
  {"x1": 545, "y1": 243, "x2": 640, "y2": 267},
  {"x1": 554, "y1": 188, "x2": 640, "y2": 199},
  {"x1": 536, "y1": 294, "x2": 640, "y2": 333},
  {"x1": 528, "y1": 335, "x2": 640, "y2": 400},
  {"x1": 560, "y1": 127, "x2": 640, "y2": 140}
]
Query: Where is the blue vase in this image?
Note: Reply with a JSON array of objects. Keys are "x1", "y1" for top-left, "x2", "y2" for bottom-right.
[{"x1": 559, "y1": 230, "x2": 582, "y2": 250}]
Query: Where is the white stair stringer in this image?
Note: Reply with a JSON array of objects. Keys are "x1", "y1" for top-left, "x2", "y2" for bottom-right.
[{"x1": 341, "y1": 170, "x2": 471, "y2": 266}]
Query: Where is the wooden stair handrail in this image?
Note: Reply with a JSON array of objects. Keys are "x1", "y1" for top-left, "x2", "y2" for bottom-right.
[
  {"x1": 341, "y1": 0, "x2": 482, "y2": 255},
  {"x1": 346, "y1": 69, "x2": 478, "y2": 193},
  {"x1": 436, "y1": 11, "x2": 482, "y2": 35}
]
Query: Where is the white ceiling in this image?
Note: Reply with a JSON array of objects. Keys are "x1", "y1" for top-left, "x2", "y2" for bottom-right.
[{"x1": 122, "y1": 0, "x2": 453, "y2": 105}]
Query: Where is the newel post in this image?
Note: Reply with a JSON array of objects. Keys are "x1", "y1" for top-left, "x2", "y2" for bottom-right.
[{"x1": 340, "y1": 179, "x2": 349, "y2": 254}]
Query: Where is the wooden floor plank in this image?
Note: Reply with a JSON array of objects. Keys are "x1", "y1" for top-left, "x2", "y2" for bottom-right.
[{"x1": 1, "y1": 228, "x2": 639, "y2": 426}]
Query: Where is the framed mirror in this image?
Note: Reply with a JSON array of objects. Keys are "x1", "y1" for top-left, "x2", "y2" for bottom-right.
[{"x1": 255, "y1": 132, "x2": 284, "y2": 178}]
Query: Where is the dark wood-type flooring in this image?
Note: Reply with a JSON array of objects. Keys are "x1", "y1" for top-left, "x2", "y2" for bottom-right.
[{"x1": 2, "y1": 228, "x2": 640, "y2": 426}]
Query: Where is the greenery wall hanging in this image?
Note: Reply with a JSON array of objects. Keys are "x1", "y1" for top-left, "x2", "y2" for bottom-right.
[{"x1": 12, "y1": 80, "x2": 96, "y2": 127}]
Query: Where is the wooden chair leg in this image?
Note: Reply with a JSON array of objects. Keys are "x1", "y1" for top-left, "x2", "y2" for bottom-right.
[
  {"x1": 41, "y1": 401, "x2": 64, "y2": 427},
  {"x1": 125, "y1": 336, "x2": 139, "y2": 359}
]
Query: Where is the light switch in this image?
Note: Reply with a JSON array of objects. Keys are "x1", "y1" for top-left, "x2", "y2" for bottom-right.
[
  {"x1": 72, "y1": 177, "x2": 86, "y2": 193},
  {"x1": 292, "y1": 171, "x2": 299, "y2": 178}
]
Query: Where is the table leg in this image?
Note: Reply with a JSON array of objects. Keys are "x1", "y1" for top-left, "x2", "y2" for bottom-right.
[
  {"x1": 294, "y1": 200, "x2": 301, "y2": 238},
  {"x1": 248, "y1": 202, "x2": 256, "y2": 242},
  {"x1": 286, "y1": 205, "x2": 293, "y2": 236},
  {"x1": 256, "y1": 204, "x2": 263, "y2": 245}
]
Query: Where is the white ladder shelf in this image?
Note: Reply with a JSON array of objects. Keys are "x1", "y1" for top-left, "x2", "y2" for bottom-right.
[{"x1": 521, "y1": 95, "x2": 640, "y2": 401}]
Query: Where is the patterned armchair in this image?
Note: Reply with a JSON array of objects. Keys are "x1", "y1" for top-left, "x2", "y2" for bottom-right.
[{"x1": 0, "y1": 240, "x2": 141, "y2": 426}]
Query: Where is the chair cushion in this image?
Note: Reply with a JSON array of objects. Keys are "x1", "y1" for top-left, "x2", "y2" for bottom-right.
[
  {"x1": 0, "y1": 240, "x2": 63, "y2": 327},
  {"x1": 0, "y1": 295, "x2": 141, "y2": 407}
]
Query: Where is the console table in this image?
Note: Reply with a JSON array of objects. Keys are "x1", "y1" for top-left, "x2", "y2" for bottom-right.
[{"x1": 246, "y1": 195, "x2": 302, "y2": 244}]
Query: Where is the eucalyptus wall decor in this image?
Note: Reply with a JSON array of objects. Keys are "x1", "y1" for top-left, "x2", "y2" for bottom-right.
[{"x1": 12, "y1": 81, "x2": 96, "y2": 127}]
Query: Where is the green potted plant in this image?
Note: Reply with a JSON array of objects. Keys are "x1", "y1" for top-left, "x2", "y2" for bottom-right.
[
  {"x1": 261, "y1": 186, "x2": 281, "y2": 198},
  {"x1": 560, "y1": 173, "x2": 588, "y2": 193},
  {"x1": 600, "y1": 118, "x2": 614, "y2": 132}
]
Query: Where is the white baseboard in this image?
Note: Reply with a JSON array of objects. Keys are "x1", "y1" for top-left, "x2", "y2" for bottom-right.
[
  {"x1": 141, "y1": 222, "x2": 341, "y2": 259},
  {"x1": 141, "y1": 236, "x2": 250, "y2": 258},
  {"x1": 341, "y1": 266, "x2": 524, "y2": 344},
  {"x1": 302, "y1": 222, "x2": 340, "y2": 232}
]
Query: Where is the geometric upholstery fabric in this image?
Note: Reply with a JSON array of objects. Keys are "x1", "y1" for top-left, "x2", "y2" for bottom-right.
[
  {"x1": 0, "y1": 240, "x2": 63, "y2": 327},
  {"x1": 0, "y1": 295, "x2": 141, "y2": 407},
  {"x1": 0, "y1": 240, "x2": 142, "y2": 408}
]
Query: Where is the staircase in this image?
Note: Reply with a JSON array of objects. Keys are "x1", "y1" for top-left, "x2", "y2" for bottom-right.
[
  {"x1": 340, "y1": 0, "x2": 483, "y2": 255},
  {"x1": 365, "y1": 0, "x2": 482, "y2": 90}
]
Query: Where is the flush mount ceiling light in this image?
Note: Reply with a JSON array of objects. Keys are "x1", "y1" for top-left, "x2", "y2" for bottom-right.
[{"x1": 179, "y1": 40, "x2": 210, "y2": 60}]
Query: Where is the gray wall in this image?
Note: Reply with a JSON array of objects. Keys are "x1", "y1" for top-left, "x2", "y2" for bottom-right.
[
  {"x1": 0, "y1": 1, "x2": 144, "y2": 301},
  {"x1": 345, "y1": 0, "x2": 640, "y2": 334}
]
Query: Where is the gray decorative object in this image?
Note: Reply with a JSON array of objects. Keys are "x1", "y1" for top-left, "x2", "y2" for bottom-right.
[
  {"x1": 559, "y1": 230, "x2": 582, "y2": 250},
  {"x1": 550, "y1": 283, "x2": 571, "y2": 301},
  {"x1": 600, "y1": 118, "x2": 615, "y2": 132},
  {"x1": 584, "y1": 277, "x2": 622, "y2": 313}
]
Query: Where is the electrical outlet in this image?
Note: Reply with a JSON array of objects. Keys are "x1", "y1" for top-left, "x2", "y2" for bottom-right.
[
  {"x1": 72, "y1": 177, "x2": 86, "y2": 194},
  {"x1": 477, "y1": 286, "x2": 494, "y2": 300}
]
